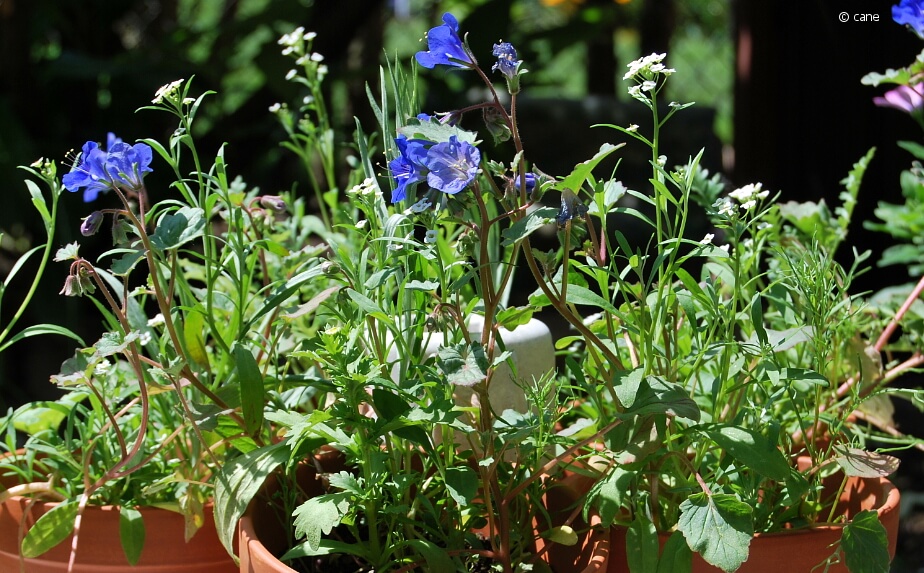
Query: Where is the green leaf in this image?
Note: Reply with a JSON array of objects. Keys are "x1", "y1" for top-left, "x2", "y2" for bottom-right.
[
  {"x1": 588, "y1": 466, "x2": 634, "y2": 527},
  {"x1": 12, "y1": 392, "x2": 88, "y2": 435},
  {"x1": 437, "y1": 342, "x2": 487, "y2": 387},
  {"x1": 233, "y1": 342, "x2": 265, "y2": 436},
  {"x1": 21, "y1": 500, "x2": 78, "y2": 558},
  {"x1": 613, "y1": 368, "x2": 645, "y2": 410},
  {"x1": 213, "y1": 443, "x2": 289, "y2": 554},
  {"x1": 93, "y1": 330, "x2": 139, "y2": 359},
  {"x1": 842, "y1": 510, "x2": 889, "y2": 573},
  {"x1": 149, "y1": 206, "x2": 205, "y2": 250},
  {"x1": 625, "y1": 376, "x2": 699, "y2": 421},
  {"x1": 562, "y1": 284, "x2": 619, "y2": 314},
  {"x1": 404, "y1": 539, "x2": 456, "y2": 572},
  {"x1": 552, "y1": 143, "x2": 624, "y2": 193},
  {"x1": 677, "y1": 493, "x2": 753, "y2": 573},
  {"x1": 119, "y1": 506, "x2": 145, "y2": 566},
  {"x1": 110, "y1": 250, "x2": 146, "y2": 276},
  {"x1": 292, "y1": 492, "x2": 352, "y2": 552},
  {"x1": 657, "y1": 531, "x2": 692, "y2": 573},
  {"x1": 444, "y1": 466, "x2": 478, "y2": 506},
  {"x1": 182, "y1": 309, "x2": 209, "y2": 368},
  {"x1": 626, "y1": 513, "x2": 659, "y2": 573},
  {"x1": 0, "y1": 324, "x2": 84, "y2": 354},
  {"x1": 501, "y1": 207, "x2": 558, "y2": 246},
  {"x1": 281, "y1": 538, "x2": 371, "y2": 561},
  {"x1": 698, "y1": 424, "x2": 790, "y2": 482}
]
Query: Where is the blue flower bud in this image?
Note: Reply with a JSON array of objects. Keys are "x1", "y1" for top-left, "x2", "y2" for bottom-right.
[{"x1": 80, "y1": 211, "x2": 104, "y2": 236}]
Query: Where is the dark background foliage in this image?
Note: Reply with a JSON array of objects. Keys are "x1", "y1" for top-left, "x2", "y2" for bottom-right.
[{"x1": 1, "y1": 0, "x2": 923, "y2": 568}]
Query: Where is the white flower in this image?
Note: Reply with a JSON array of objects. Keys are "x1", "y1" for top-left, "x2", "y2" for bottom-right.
[
  {"x1": 317, "y1": 65, "x2": 328, "y2": 79},
  {"x1": 626, "y1": 124, "x2": 639, "y2": 133},
  {"x1": 152, "y1": 79, "x2": 184, "y2": 104},
  {"x1": 718, "y1": 244, "x2": 730, "y2": 252},
  {"x1": 310, "y1": 52, "x2": 324, "y2": 62},
  {"x1": 285, "y1": 69, "x2": 298, "y2": 81},
  {"x1": 304, "y1": 31, "x2": 317, "y2": 41},
  {"x1": 139, "y1": 331, "x2": 153, "y2": 346},
  {"x1": 641, "y1": 80, "x2": 657, "y2": 92},
  {"x1": 716, "y1": 198, "x2": 735, "y2": 217},
  {"x1": 424, "y1": 230, "x2": 438, "y2": 244},
  {"x1": 628, "y1": 85, "x2": 642, "y2": 98},
  {"x1": 147, "y1": 313, "x2": 165, "y2": 327},
  {"x1": 729, "y1": 183, "x2": 762, "y2": 203},
  {"x1": 700, "y1": 233, "x2": 715, "y2": 244},
  {"x1": 756, "y1": 189, "x2": 770, "y2": 200},
  {"x1": 624, "y1": 52, "x2": 667, "y2": 79},
  {"x1": 657, "y1": 155, "x2": 667, "y2": 167},
  {"x1": 95, "y1": 360, "x2": 111, "y2": 375},
  {"x1": 740, "y1": 199, "x2": 757, "y2": 212},
  {"x1": 356, "y1": 219, "x2": 368, "y2": 229},
  {"x1": 303, "y1": 95, "x2": 314, "y2": 106}
]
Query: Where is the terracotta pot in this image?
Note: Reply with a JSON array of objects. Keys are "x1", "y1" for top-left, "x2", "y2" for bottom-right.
[
  {"x1": 608, "y1": 472, "x2": 900, "y2": 573},
  {"x1": 239, "y1": 457, "x2": 609, "y2": 573},
  {"x1": 0, "y1": 488, "x2": 237, "y2": 573}
]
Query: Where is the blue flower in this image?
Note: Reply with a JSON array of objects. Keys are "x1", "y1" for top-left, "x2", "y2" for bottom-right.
[
  {"x1": 557, "y1": 189, "x2": 588, "y2": 227},
  {"x1": 415, "y1": 13, "x2": 474, "y2": 69},
  {"x1": 423, "y1": 136, "x2": 480, "y2": 195},
  {"x1": 492, "y1": 42, "x2": 520, "y2": 79},
  {"x1": 513, "y1": 173, "x2": 536, "y2": 194},
  {"x1": 62, "y1": 141, "x2": 114, "y2": 203},
  {"x1": 893, "y1": 0, "x2": 924, "y2": 38},
  {"x1": 389, "y1": 135, "x2": 430, "y2": 203},
  {"x1": 62, "y1": 133, "x2": 154, "y2": 202},
  {"x1": 107, "y1": 141, "x2": 153, "y2": 190}
]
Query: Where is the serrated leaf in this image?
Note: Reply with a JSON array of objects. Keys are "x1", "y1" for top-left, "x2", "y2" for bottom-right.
[
  {"x1": 149, "y1": 206, "x2": 205, "y2": 250},
  {"x1": 842, "y1": 510, "x2": 890, "y2": 573},
  {"x1": 833, "y1": 446, "x2": 900, "y2": 478},
  {"x1": 119, "y1": 506, "x2": 145, "y2": 566},
  {"x1": 54, "y1": 242, "x2": 80, "y2": 262},
  {"x1": 437, "y1": 342, "x2": 487, "y2": 387},
  {"x1": 698, "y1": 424, "x2": 790, "y2": 481},
  {"x1": 678, "y1": 493, "x2": 753, "y2": 573},
  {"x1": 292, "y1": 492, "x2": 352, "y2": 551},
  {"x1": 21, "y1": 500, "x2": 78, "y2": 558},
  {"x1": 501, "y1": 206, "x2": 558, "y2": 246}
]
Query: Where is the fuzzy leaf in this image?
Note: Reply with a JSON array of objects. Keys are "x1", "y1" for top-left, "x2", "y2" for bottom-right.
[
  {"x1": 698, "y1": 424, "x2": 790, "y2": 481},
  {"x1": 842, "y1": 510, "x2": 890, "y2": 573},
  {"x1": 292, "y1": 493, "x2": 352, "y2": 552},
  {"x1": 678, "y1": 493, "x2": 753, "y2": 573},
  {"x1": 149, "y1": 206, "x2": 205, "y2": 250}
]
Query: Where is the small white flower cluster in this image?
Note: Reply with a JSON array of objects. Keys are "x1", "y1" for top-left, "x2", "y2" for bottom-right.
[
  {"x1": 728, "y1": 183, "x2": 770, "y2": 212},
  {"x1": 278, "y1": 27, "x2": 328, "y2": 83},
  {"x1": 278, "y1": 27, "x2": 317, "y2": 51},
  {"x1": 623, "y1": 53, "x2": 676, "y2": 81},
  {"x1": 624, "y1": 53, "x2": 676, "y2": 101},
  {"x1": 424, "y1": 229, "x2": 438, "y2": 244},
  {"x1": 347, "y1": 177, "x2": 379, "y2": 197},
  {"x1": 152, "y1": 79, "x2": 184, "y2": 104}
]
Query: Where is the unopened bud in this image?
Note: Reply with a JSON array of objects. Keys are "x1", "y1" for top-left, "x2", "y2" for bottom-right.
[
  {"x1": 80, "y1": 211, "x2": 104, "y2": 236},
  {"x1": 259, "y1": 195, "x2": 287, "y2": 212}
]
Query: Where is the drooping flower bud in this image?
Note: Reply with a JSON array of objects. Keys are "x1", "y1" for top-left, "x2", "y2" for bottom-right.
[
  {"x1": 259, "y1": 195, "x2": 288, "y2": 212},
  {"x1": 80, "y1": 211, "x2": 104, "y2": 236}
]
